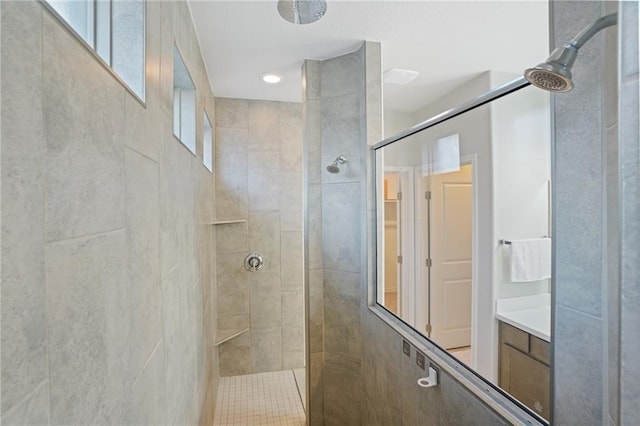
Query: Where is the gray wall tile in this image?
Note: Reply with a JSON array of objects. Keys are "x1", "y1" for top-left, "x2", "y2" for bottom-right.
[
  {"x1": 323, "y1": 353, "x2": 361, "y2": 426},
  {"x1": 282, "y1": 350, "x2": 304, "y2": 370},
  {"x1": 219, "y1": 332, "x2": 252, "y2": 377},
  {"x1": 555, "y1": 307, "x2": 603, "y2": 424},
  {"x1": 282, "y1": 290, "x2": 304, "y2": 331},
  {"x1": 309, "y1": 270, "x2": 324, "y2": 354},
  {"x1": 248, "y1": 150, "x2": 280, "y2": 211},
  {"x1": 620, "y1": 0, "x2": 639, "y2": 78},
  {"x1": 249, "y1": 101, "x2": 280, "y2": 151},
  {"x1": 216, "y1": 127, "x2": 248, "y2": 193},
  {"x1": 320, "y1": 52, "x2": 362, "y2": 99},
  {"x1": 43, "y1": 13, "x2": 125, "y2": 242},
  {"x1": 3, "y1": 2, "x2": 218, "y2": 425},
  {"x1": 280, "y1": 102, "x2": 303, "y2": 172},
  {"x1": 305, "y1": 60, "x2": 321, "y2": 101},
  {"x1": 216, "y1": 189, "x2": 248, "y2": 220},
  {"x1": 216, "y1": 222, "x2": 248, "y2": 254},
  {"x1": 280, "y1": 172, "x2": 303, "y2": 231},
  {"x1": 1, "y1": 380, "x2": 49, "y2": 426},
  {"x1": 0, "y1": 0, "x2": 48, "y2": 415},
  {"x1": 249, "y1": 211, "x2": 280, "y2": 252},
  {"x1": 619, "y1": 3, "x2": 640, "y2": 420},
  {"x1": 281, "y1": 231, "x2": 303, "y2": 290},
  {"x1": 306, "y1": 100, "x2": 323, "y2": 184},
  {"x1": 250, "y1": 280, "x2": 282, "y2": 330},
  {"x1": 125, "y1": 148, "x2": 162, "y2": 376},
  {"x1": 124, "y1": 93, "x2": 164, "y2": 162},
  {"x1": 216, "y1": 253, "x2": 249, "y2": 316},
  {"x1": 321, "y1": 94, "x2": 362, "y2": 184},
  {"x1": 131, "y1": 344, "x2": 167, "y2": 426},
  {"x1": 440, "y1": 372, "x2": 508, "y2": 425},
  {"x1": 251, "y1": 327, "x2": 282, "y2": 372},
  {"x1": 218, "y1": 314, "x2": 249, "y2": 336},
  {"x1": 309, "y1": 352, "x2": 324, "y2": 426},
  {"x1": 308, "y1": 184, "x2": 323, "y2": 270},
  {"x1": 322, "y1": 183, "x2": 361, "y2": 273},
  {"x1": 46, "y1": 231, "x2": 131, "y2": 425},
  {"x1": 215, "y1": 98, "x2": 249, "y2": 128},
  {"x1": 323, "y1": 271, "x2": 361, "y2": 359}
]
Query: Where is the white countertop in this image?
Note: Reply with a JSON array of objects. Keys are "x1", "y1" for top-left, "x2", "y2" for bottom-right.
[{"x1": 495, "y1": 294, "x2": 551, "y2": 342}]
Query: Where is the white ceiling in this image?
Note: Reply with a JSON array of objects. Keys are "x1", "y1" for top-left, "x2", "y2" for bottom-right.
[{"x1": 188, "y1": 1, "x2": 549, "y2": 113}]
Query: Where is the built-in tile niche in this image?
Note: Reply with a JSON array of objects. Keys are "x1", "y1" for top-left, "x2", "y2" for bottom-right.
[{"x1": 173, "y1": 44, "x2": 196, "y2": 154}]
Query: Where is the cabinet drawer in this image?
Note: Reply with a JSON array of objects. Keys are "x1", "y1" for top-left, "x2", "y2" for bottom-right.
[
  {"x1": 530, "y1": 335, "x2": 550, "y2": 365},
  {"x1": 500, "y1": 322, "x2": 529, "y2": 353},
  {"x1": 502, "y1": 345, "x2": 550, "y2": 420}
]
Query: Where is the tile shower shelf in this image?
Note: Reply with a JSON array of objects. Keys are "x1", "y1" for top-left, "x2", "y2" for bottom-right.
[
  {"x1": 209, "y1": 219, "x2": 247, "y2": 225},
  {"x1": 214, "y1": 327, "x2": 250, "y2": 346}
]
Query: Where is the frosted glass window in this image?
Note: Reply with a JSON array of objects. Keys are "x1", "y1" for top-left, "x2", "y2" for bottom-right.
[
  {"x1": 112, "y1": 0, "x2": 145, "y2": 98},
  {"x1": 203, "y1": 112, "x2": 213, "y2": 172},
  {"x1": 43, "y1": 0, "x2": 145, "y2": 100},
  {"x1": 47, "y1": 0, "x2": 94, "y2": 45},
  {"x1": 173, "y1": 46, "x2": 196, "y2": 155}
]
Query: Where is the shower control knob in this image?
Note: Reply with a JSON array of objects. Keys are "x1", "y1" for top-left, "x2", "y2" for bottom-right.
[{"x1": 244, "y1": 253, "x2": 264, "y2": 272}]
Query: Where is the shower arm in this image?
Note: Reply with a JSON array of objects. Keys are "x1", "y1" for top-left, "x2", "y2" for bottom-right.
[
  {"x1": 568, "y1": 13, "x2": 617, "y2": 50},
  {"x1": 545, "y1": 13, "x2": 617, "y2": 71}
]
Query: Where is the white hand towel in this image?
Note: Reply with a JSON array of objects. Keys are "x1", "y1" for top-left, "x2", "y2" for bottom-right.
[{"x1": 510, "y1": 238, "x2": 551, "y2": 282}]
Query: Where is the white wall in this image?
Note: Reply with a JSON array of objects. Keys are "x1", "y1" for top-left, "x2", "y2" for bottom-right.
[
  {"x1": 490, "y1": 72, "x2": 551, "y2": 299},
  {"x1": 383, "y1": 107, "x2": 415, "y2": 139}
]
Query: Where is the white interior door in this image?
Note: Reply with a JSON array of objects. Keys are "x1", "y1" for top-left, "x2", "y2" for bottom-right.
[{"x1": 429, "y1": 164, "x2": 473, "y2": 349}]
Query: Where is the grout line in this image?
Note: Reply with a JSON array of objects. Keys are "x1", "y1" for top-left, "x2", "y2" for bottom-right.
[{"x1": 45, "y1": 226, "x2": 125, "y2": 246}]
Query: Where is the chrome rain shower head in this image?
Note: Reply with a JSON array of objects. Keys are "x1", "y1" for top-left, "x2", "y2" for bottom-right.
[
  {"x1": 524, "y1": 13, "x2": 617, "y2": 93},
  {"x1": 326, "y1": 155, "x2": 347, "y2": 174}
]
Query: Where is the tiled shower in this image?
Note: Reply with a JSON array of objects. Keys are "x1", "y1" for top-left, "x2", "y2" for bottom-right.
[
  {"x1": 213, "y1": 99, "x2": 305, "y2": 376},
  {"x1": 2, "y1": 0, "x2": 640, "y2": 425}
]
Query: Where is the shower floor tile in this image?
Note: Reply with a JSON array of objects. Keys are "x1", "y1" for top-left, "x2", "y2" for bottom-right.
[{"x1": 213, "y1": 370, "x2": 305, "y2": 426}]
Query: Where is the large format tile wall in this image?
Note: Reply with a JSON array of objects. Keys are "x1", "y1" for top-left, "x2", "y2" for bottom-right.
[
  {"x1": 1, "y1": 1, "x2": 218, "y2": 425},
  {"x1": 551, "y1": 1, "x2": 626, "y2": 424},
  {"x1": 214, "y1": 99, "x2": 304, "y2": 376},
  {"x1": 618, "y1": 1, "x2": 640, "y2": 424},
  {"x1": 305, "y1": 43, "x2": 511, "y2": 425}
]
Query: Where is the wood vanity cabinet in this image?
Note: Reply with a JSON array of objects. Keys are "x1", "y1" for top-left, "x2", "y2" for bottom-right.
[{"x1": 498, "y1": 321, "x2": 550, "y2": 421}]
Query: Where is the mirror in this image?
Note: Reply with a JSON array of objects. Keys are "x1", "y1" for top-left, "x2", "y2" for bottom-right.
[{"x1": 375, "y1": 82, "x2": 551, "y2": 421}]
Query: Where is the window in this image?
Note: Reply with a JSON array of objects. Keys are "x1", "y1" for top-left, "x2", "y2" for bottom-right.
[
  {"x1": 203, "y1": 112, "x2": 214, "y2": 172},
  {"x1": 173, "y1": 46, "x2": 196, "y2": 154},
  {"x1": 44, "y1": 0, "x2": 145, "y2": 100}
]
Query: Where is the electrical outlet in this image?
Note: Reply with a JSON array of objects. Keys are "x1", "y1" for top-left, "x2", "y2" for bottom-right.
[
  {"x1": 403, "y1": 340, "x2": 411, "y2": 356},
  {"x1": 416, "y1": 351, "x2": 426, "y2": 370}
]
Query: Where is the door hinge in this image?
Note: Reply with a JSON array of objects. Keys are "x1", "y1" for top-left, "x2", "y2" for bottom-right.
[
  {"x1": 397, "y1": 255, "x2": 403, "y2": 264},
  {"x1": 425, "y1": 258, "x2": 432, "y2": 268},
  {"x1": 397, "y1": 191, "x2": 402, "y2": 201},
  {"x1": 425, "y1": 323, "x2": 432, "y2": 334},
  {"x1": 425, "y1": 191, "x2": 431, "y2": 200}
]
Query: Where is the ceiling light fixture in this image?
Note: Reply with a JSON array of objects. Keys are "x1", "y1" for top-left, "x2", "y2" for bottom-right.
[
  {"x1": 278, "y1": 0, "x2": 327, "y2": 25},
  {"x1": 262, "y1": 73, "x2": 283, "y2": 84},
  {"x1": 383, "y1": 69, "x2": 420, "y2": 85}
]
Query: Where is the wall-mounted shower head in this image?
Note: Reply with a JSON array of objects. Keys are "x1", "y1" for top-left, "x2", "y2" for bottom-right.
[
  {"x1": 524, "y1": 13, "x2": 617, "y2": 93},
  {"x1": 524, "y1": 48, "x2": 576, "y2": 93},
  {"x1": 326, "y1": 155, "x2": 347, "y2": 174}
]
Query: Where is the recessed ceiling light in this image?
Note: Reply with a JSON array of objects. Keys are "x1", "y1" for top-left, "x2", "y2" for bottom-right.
[
  {"x1": 383, "y1": 69, "x2": 419, "y2": 85},
  {"x1": 262, "y1": 73, "x2": 283, "y2": 84}
]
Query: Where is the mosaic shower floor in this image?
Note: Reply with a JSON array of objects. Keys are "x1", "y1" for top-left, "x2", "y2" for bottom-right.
[{"x1": 213, "y1": 370, "x2": 305, "y2": 426}]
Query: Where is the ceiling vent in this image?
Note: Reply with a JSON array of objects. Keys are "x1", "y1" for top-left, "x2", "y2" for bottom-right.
[{"x1": 383, "y1": 69, "x2": 419, "y2": 85}]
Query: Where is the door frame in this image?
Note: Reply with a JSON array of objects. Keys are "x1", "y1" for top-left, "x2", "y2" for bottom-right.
[
  {"x1": 415, "y1": 154, "x2": 479, "y2": 367},
  {"x1": 383, "y1": 166, "x2": 415, "y2": 321}
]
